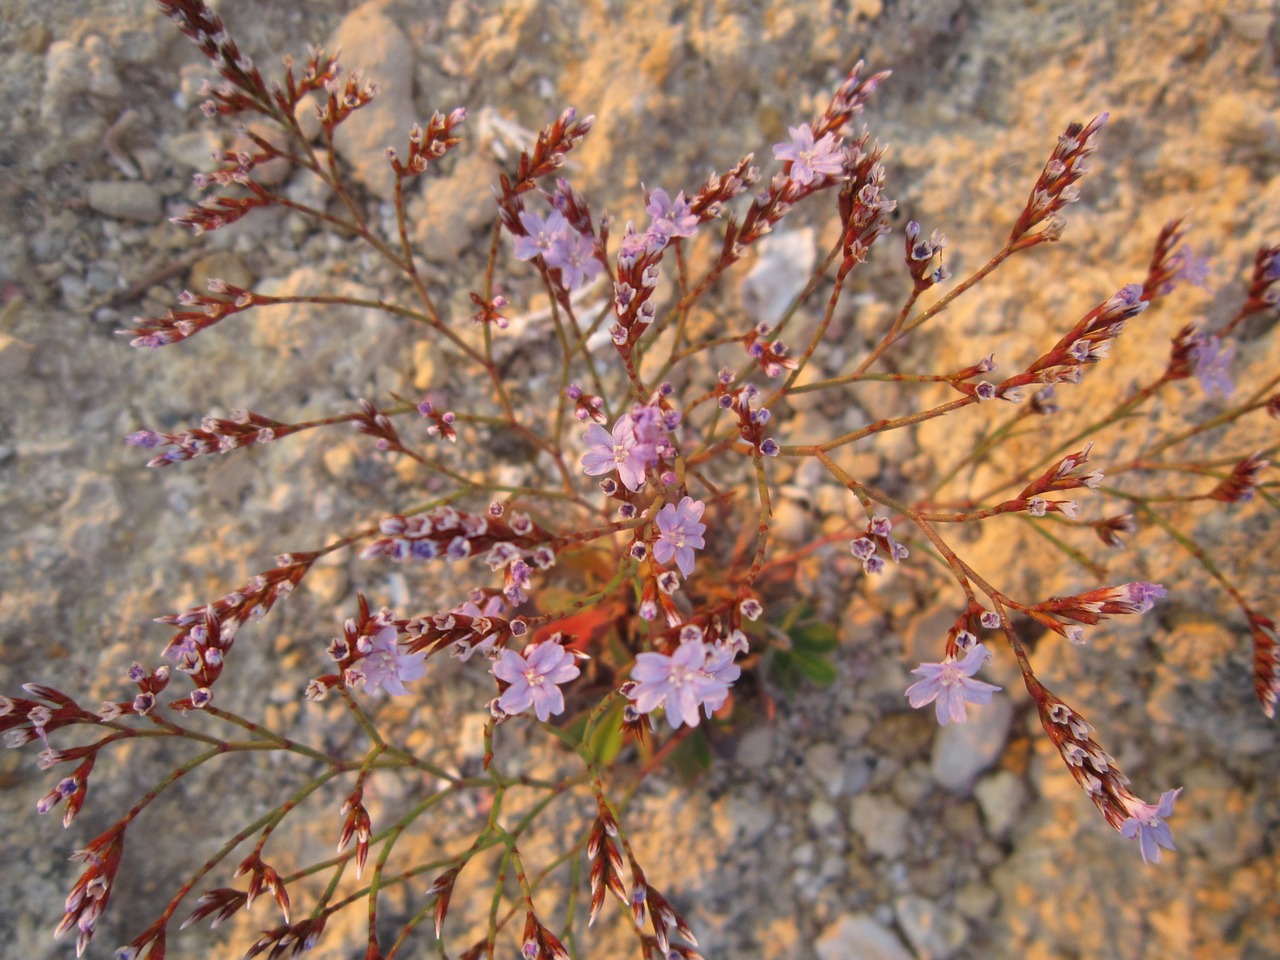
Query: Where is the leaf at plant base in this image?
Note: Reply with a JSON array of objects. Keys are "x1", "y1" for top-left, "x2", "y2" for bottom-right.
[
  {"x1": 791, "y1": 621, "x2": 838, "y2": 653},
  {"x1": 586, "y1": 699, "x2": 626, "y2": 765},
  {"x1": 792, "y1": 649, "x2": 838, "y2": 686}
]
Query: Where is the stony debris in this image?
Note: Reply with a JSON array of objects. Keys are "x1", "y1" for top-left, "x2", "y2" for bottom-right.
[
  {"x1": 895, "y1": 895, "x2": 969, "y2": 960},
  {"x1": 815, "y1": 913, "x2": 913, "y2": 960}
]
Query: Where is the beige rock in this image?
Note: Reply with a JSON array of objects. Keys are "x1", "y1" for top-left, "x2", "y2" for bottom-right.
[
  {"x1": 327, "y1": 5, "x2": 418, "y2": 200},
  {"x1": 86, "y1": 181, "x2": 163, "y2": 222}
]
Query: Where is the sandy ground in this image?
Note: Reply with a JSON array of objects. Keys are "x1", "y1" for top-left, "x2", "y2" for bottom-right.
[{"x1": 1, "y1": 1, "x2": 1278, "y2": 958}]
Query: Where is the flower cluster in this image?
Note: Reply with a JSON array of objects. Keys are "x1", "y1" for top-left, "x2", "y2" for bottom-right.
[
  {"x1": 155, "y1": 553, "x2": 315, "y2": 701},
  {"x1": 1009, "y1": 112, "x2": 1109, "y2": 247},
  {"x1": 999, "y1": 284, "x2": 1149, "y2": 396},
  {"x1": 744, "y1": 323, "x2": 800, "y2": 378},
  {"x1": 1027, "y1": 677, "x2": 1183, "y2": 864},
  {"x1": 120, "y1": 278, "x2": 261, "y2": 347},
  {"x1": 715, "y1": 377, "x2": 781, "y2": 458},
  {"x1": 12, "y1": 11, "x2": 1280, "y2": 960},
  {"x1": 903, "y1": 219, "x2": 951, "y2": 293},
  {"x1": 772, "y1": 123, "x2": 846, "y2": 186},
  {"x1": 305, "y1": 598, "x2": 425, "y2": 701},
  {"x1": 1029, "y1": 581, "x2": 1165, "y2": 645},
  {"x1": 351, "y1": 620, "x2": 427, "y2": 697},
  {"x1": 56, "y1": 824, "x2": 128, "y2": 957},
  {"x1": 126, "y1": 409, "x2": 296, "y2": 466},
  {"x1": 1016, "y1": 442, "x2": 1103, "y2": 518},
  {"x1": 623, "y1": 627, "x2": 747, "y2": 730},
  {"x1": 359, "y1": 504, "x2": 550, "y2": 570},
  {"x1": 849, "y1": 516, "x2": 909, "y2": 576},
  {"x1": 512, "y1": 206, "x2": 603, "y2": 291}
]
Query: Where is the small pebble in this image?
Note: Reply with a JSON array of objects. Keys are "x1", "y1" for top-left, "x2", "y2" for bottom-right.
[{"x1": 86, "y1": 181, "x2": 163, "y2": 222}]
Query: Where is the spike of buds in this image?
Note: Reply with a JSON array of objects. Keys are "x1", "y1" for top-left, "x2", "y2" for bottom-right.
[{"x1": 427, "y1": 867, "x2": 460, "y2": 939}]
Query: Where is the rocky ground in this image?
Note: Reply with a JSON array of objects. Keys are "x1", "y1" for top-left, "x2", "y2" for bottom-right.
[{"x1": 1, "y1": 1, "x2": 1278, "y2": 959}]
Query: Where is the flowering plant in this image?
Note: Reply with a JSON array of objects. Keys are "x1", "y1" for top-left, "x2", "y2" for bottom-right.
[{"x1": 4, "y1": 2, "x2": 1277, "y2": 959}]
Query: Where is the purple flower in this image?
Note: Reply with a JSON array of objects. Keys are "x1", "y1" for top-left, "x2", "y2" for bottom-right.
[
  {"x1": 360, "y1": 624, "x2": 427, "y2": 697},
  {"x1": 618, "y1": 220, "x2": 666, "y2": 262},
  {"x1": 491, "y1": 641, "x2": 580, "y2": 722},
  {"x1": 697, "y1": 642, "x2": 741, "y2": 716},
  {"x1": 581, "y1": 416, "x2": 656, "y2": 491},
  {"x1": 551, "y1": 227, "x2": 602, "y2": 290},
  {"x1": 1171, "y1": 244, "x2": 1212, "y2": 291},
  {"x1": 905, "y1": 643, "x2": 1002, "y2": 725},
  {"x1": 513, "y1": 209, "x2": 568, "y2": 262},
  {"x1": 627, "y1": 640, "x2": 738, "y2": 729},
  {"x1": 1191, "y1": 335, "x2": 1235, "y2": 399},
  {"x1": 1120, "y1": 787, "x2": 1182, "y2": 864},
  {"x1": 772, "y1": 124, "x2": 845, "y2": 187},
  {"x1": 1122, "y1": 581, "x2": 1166, "y2": 612},
  {"x1": 646, "y1": 188, "x2": 699, "y2": 240},
  {"x1": 630, "y1": 406, "x2": 675, "y2": 464},
  {"x1": 653, "y1": 496, "x2": 707, "y2": 577},
  {"x1": 125, "y1": 430, "x2": 162, "y2": 448}
]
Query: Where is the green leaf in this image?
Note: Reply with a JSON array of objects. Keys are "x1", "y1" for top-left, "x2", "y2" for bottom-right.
[
  {"x1": 764, "y1": 613, "x2": 840, "y2": 694},
  {"x1": 791, "y1": 621, "x2": 838, "y2": 653},
  {"x1": 792, "y1": 649, "x2": 838, "y2": 685},
  {"x1": 586, "y1": 700, "x2": 626, "y2": 765}
]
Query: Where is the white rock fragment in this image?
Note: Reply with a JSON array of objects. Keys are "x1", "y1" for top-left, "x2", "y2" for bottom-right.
[
  {"x1": 740, "y1": 227, "x2": 816, "y2": 326},
  {"x1": 894, "y1": 895, "x2": 969, "y2": 960},
  {"x1": 848, "y1": 792, "x2": 909, "y2": 859},
  {"x1": 808, "y1": 798, "x2": 839, "y2": 831},
  {"x1": 41, "y1": 41, "x2": 91, "y2": 128},
  {"x1": 974, "y1": 768, "x2": 1027, "y2": 839},
  {"x1": 86, "y1": 181, "x2": 163, "y2": 222},
  {"x1": 815, "y1": 913, "x2": 913, "y2": 960},
  {"x1": 62, "y1": 474, "x2": 123, "y2": 557},
  {"x1": 82, "y1": 36, "x2": 123, "y2": 99},
  {"x1": 735, "y1": 724, "x2": 775, "y2": 769},
  {"x1": 804, "y1": 742, "x2": 845, "y2": 796},
  {"x1": 930, "y1": 695, "x2": 1014, "y2": 792}
]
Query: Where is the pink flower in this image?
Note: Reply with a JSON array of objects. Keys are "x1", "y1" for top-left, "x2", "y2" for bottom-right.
[
  {"x1": 360, "y1": 624, "x2": 426, "y2": 697},
  {"x1": 492, "y1": 641, "x2": 580, "y2": 722},
  {"x1": 1120, "y1": 787, "x2": 1182, "y2": 864},
  {"x1": 581, "y1": 416, "x2": 656, "y2": 491},
  {"x1": 772, "y1": 124, "x2": 845, "y2": 187},
  {"x1": 627, "y1": 639, "x2": 738, "y2": 729},
  {"x1": 905, "y1": 643, "x2": 1002, "y2": 725},
  {"x1": 653, "y1": 496, "x2": 707, "y2": 576}
]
